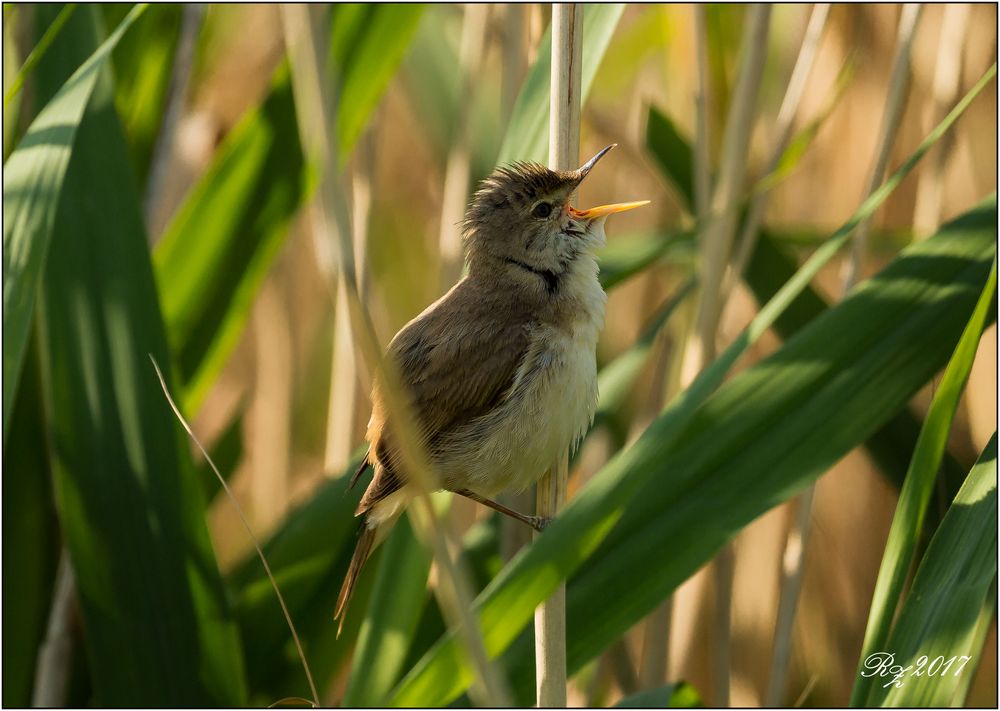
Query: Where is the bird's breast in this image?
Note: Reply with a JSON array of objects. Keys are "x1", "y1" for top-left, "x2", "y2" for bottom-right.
[{"x1": 437, "y1": 260, "x2": 607, "y2": 496}]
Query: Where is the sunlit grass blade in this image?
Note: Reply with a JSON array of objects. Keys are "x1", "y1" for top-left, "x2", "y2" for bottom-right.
[
  {"x1": 29, "y1": 5, "x2": 245, "y2": 704},
  {"x1": 2, "y1": 3, "x2": 146, "y2": 440},
  {"x1": 497, "y1": 4, "x2": 625, "y2": 164},
  {"x1": 850, "y1": 259, "x2": 997, "y2": 706},
  {"x1": 2, "y1": 3, "x2": 77, "y2": 107},
  {"x1": 870, "y1": 434, "x2": 997, "y2": 707}
]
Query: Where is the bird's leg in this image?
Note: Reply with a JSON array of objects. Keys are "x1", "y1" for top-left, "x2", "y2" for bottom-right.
[{"x1": 451, "y1": 488, "x2": 551, "y2": 532}]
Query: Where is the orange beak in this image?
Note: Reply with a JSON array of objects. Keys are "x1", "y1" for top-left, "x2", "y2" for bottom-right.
[{"x1": 568, "y1": 200, "x2": 650, "y2": 220}]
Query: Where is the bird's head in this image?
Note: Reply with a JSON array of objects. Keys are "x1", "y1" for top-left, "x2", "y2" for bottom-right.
[{"x1": 463, "y1": 144, "x2": 648, "y2": 284}]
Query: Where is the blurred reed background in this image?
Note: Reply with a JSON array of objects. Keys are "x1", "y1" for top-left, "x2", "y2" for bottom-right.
[{"x1": 3, "y1": 3, "x2": 996, "y2": 707}]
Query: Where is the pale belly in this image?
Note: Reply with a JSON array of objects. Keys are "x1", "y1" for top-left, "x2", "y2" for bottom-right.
[{"x1": 439, "y1": 330, "x2": 600, "y2": 496}]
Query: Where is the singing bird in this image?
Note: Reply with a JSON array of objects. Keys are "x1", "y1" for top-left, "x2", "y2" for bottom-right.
[{"x1": 335, "y1": 145, "x2": 647, "y2": 630}]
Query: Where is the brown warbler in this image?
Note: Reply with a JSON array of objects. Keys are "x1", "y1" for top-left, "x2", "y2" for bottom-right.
[{"x1": 335, "y1": 144, "x2": 647, "y2": 631}]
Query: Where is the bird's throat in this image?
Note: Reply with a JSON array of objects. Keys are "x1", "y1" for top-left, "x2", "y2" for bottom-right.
[{"x1": 504, "y1": 256, "x2": 560, "y2": 294}]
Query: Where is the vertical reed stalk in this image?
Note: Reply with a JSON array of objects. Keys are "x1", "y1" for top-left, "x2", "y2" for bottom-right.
[
  {"x1": 144, "y1": 3, "x2": 204, "y2": 238},
  {"x1": 252, "y1": 279, "x2": 293, "y2": 531},
  {"x1": 31, "y1": 552, "x2": 76, "y2": 708},
  {"x1": 913, "y1": 3, "x2": 970, "y2": 236},
  {"x1": 325, "y1": 117, "x2": 375, "y2": 475},
  {"x1": 841, "y1": 3, "x2": 922, "y2": 292},
  {"x1": 438, "y1": 4, "x2": 489, "y2": 289},
  {"x1": 281, "y1": 6, "x2": 510, "y2": 705},
  {"x1": 693, "y1": 5, "x2": 711, "y2": 221},
  {"x1": 535, "y1": 4, "x2": 583, "y2": 707},
  {"x1": 724, "y1": 3, "x2": 830, "y2": 306}
]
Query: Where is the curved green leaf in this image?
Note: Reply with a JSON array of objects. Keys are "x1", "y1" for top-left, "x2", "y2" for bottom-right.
[
  {"x1": 30, "y1": 5, "x2": 245, "y2": 704},
  {"x1": 2, "y1": 3, "x2": 145, "y2": 440},
  {"x1": 851, "y1": 259, "x2": 997, "y2": 706},
  {"x1": 873, "y1": 434, "x2": 997, "y2": 707}
]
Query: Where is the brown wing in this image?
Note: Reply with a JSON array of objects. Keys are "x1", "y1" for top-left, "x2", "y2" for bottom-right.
[{"x1": 356, "y1": 282, "x2": 532, "y2": 514}]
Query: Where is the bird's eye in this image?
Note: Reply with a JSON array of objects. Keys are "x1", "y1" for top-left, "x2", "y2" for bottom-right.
[{"x1": 532, "y1": 202, "x2": 553, "y2": 218}]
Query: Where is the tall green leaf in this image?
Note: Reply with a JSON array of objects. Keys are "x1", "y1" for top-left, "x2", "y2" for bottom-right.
[
  {"x1": 2, "y1": 3, "x2": 145, "y2": 440},
  {"x1": 850, "y1": 259, "x2": 997, "y2": 706},
  {"x1": 497, "y1": 4, "x2": 625, "y2": 164},
  {"x1": 869, "y1": 435, "x2": 997, "y2": 708},
  {"x1": 389, "y1": 195, "x2": 996, "y2": 707},
  {"x1": 31, "y1": 5, "x2": 245, "y2": 704}
]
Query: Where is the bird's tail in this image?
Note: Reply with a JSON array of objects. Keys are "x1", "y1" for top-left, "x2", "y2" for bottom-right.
[{"x1": 334, "y1": 523, "x2": 377, "y2": 638}]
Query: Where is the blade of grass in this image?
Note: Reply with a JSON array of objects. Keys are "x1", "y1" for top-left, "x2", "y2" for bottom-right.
[
  {"x1": 30, "y1": 5, "x2": 245, "y2": 703},
  {"x1": 850, "y1": 258, "x2": 997, "y2": 706},
  {"x1": 871, "y1": 434, "x2": 997, "y2": 707},
  {"x1": 2, "y1": 3, "x2": 77, "y2": 107},
  {"x1": 2, "y1": 3, "x2": 146, "y2": 440}
]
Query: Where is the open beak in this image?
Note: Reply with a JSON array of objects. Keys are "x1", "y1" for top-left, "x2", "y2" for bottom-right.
[
  {"x1": 569, "y1": 201, "x2": 650, "y2": 220},
  {"x1": 569, "y1": 144, "x2": 650, "y2": 220}
]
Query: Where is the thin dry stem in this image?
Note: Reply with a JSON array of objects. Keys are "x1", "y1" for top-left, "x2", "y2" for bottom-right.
[
  {"x1": 438, "y1": 4, "x2": 489, "y2": 289},
  {"x1": 765, "y1": 485, "x2": 816, "y2": 705},
  {"x1": 692, "y1": 5, "x2": 711, "y2": 221},
  {"x1": 31, "y1": 551, "x2": 76, "y2": 708},
  {"x1": 913, "y1": 3, "x2": 970, "y2": 236},
  {"x1": 534, "y1": 4, "x2": 583, "y2": 707},
  {"x1": 144, "y1": 3, "x2": 204, "y2": 238},
  {"x1": 150, "y1": 356, "x2": 320, "y2": 708},
  {"x1": 723, "y1": 3, "x2": 831, "y2": 306},
  {"x1": 281, "y1": 6, "x2": 511, "y2": 705},
  {"x1": 841, "y1": 2, "x2": 922, "y2": 291}
]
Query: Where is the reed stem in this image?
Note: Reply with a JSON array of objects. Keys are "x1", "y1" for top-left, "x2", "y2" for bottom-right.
[
  {"x1": 31, "y1": 551, "x2": 76, "y2": 708},
  {"x1": 535, "y1": 4, "x2": 583, "y2": 706},
  {"x1": 913, "y1": 3, "x2": 970, "y2": 237},
  {"x1": 841, "y1": 3, "x2": 922, "y2": 292}
]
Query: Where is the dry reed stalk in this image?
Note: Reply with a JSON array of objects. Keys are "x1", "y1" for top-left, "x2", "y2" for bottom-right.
[
  {"x1": 252, "y1": 279, "x2": 293, "y2": 531},
  {"x1": 324, "y1": 118, "x2": 376, "y2": 475},
  {"x1": 281, "y1": 6, "x2": 511, "y2": 705},
  {"x1": 533, "y1": 5, "x2": 583, "y2": 707},
  {"x1": 679, "y1": 5, "x2": 772, "y2": 706},
  {"x1": 841, "y1": 3, "x2": 922, "y2": 292},
  {"x1": 913, "y1": 3, "x2": 970, "y2": 236},
  {"x1": 31, "y1": 552, "x2": 76, "y2": 707},
  {"x1": 693, "y1": 5, "x2": 711, "y2": 221},
  {"x1": 438, "y1": 4, "x2": 490, "y2": 290},
  {"x1": 723, "y1": 3, "x2": 831, "y2": 307},
  {"x1": 144, "y1": 3, "x2": 204, "y2": 237}
]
